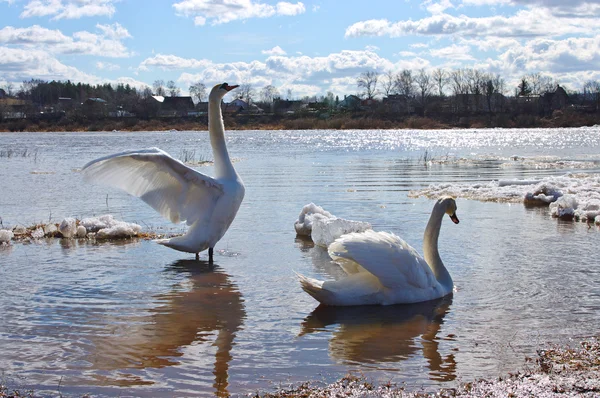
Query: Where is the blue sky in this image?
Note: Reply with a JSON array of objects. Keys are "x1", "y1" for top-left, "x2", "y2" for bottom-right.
[{"x1": 1, "y1": 0, "x2": 600, "y2": 99}]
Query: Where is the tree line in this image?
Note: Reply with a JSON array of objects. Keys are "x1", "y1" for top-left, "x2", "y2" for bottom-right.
[{"x1": 3, "y1": 67, "x2": 600, "y2": 118}]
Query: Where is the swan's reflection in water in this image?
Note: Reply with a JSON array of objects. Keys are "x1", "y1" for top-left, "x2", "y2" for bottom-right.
[
  {"x1": 300, "y1": 297, "x2": 456, "y2": 381},
  {"x1": 88, "y1": 259, "x2": 245, "y2": 396},
  {"x1": 296, "y1": 236, "x2": 455, "y2": 382}
]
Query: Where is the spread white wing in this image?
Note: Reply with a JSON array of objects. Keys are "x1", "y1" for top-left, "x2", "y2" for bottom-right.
[
  {"x1": 82, "y1": 147, "x2": 222, "y2": 225},
  {"x1": 328, "y1": 230, "x2": 438, "y2": 290}
]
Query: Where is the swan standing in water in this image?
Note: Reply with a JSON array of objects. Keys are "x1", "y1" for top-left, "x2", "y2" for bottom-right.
[
  {"x1": 298, "y1": 197, "x2": 459, "y2": 306},
  {"x1": 82, "y1": 83, "x2": 244, "y2": 262}
]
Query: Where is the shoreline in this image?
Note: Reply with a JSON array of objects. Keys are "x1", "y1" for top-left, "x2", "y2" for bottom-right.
[
  {"x1": 2, "y1": 112, "x2": 600, "y2": 133},
  {"x1": 1, "y1": 339, "x2": 598, "y2": 397},
  {"x1": 259, "y1": 339, "x2": 600, "y2": 397}
]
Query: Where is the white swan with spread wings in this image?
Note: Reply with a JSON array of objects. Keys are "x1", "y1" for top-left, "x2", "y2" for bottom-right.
[
  {"x1": 298, "y1": 197, "x2": 459, "y2": 306},
  {"x1": 82, "y1": 83, "x2": 244, "y2": 262}
]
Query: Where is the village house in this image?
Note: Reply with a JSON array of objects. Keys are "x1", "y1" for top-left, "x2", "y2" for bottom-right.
[
  {"x1": 337, "y1": 95, "x2": 361, "y2": 111},
  {"x1": 153, "y1": 96, "x2": 196, "y2": 117},
  {"x1": 272, "y1": 98, "x2": 305, "y2": 114}
]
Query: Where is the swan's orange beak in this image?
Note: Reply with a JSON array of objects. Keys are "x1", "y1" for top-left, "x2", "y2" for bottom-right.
[
  {"x1": 450, "y1": 213, "x2": 459, "y2": 224},
  {"x1": 225, "y1": 84, "x2": 239, "y2": 91}
]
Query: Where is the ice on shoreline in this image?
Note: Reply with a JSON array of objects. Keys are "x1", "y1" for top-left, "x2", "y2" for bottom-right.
[
  {"x1": 433, "y1": 154, "x2": 600, "y2": 171},
  {"x1": 0, "y1": 229, "x2": 14, "y2": 244},
  {"x1": 80, "y1": 215, "x2": 142, "y2": 238},
  {"x1": 2, "y1": 214, "x2": 144, "y2": 243},
  {"x1": 410, "y1": 172, "x2": 600, "y2": 224},
  {"x1": 295, "y1": 203, "x2": 372, "y2": 247}
]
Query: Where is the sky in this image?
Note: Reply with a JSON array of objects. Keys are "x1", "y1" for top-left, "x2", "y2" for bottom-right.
[{"x1": 1, "y1": 0, "x2": 600, "y2": 99}]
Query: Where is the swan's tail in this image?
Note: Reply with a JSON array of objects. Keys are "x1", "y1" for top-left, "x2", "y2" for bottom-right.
[{"x1": 296, "y1": 272, "x2": 332, "y2": 304}]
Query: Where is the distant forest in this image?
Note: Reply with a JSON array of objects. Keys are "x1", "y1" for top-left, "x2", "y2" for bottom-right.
[{"x1": 1, "y1": 68, "x2": 600, "y2": 132}]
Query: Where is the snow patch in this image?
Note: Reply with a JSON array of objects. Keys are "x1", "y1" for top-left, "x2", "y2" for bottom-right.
[{"x1": 80, "y1": 215, "x2": 141, "y2": 238}]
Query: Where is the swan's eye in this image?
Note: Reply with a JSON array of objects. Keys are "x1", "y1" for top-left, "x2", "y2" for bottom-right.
[{"x1": 220, "y1": 83, "x2": 228, "y2": 90}]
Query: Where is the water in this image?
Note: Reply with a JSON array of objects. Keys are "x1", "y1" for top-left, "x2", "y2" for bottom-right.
[{"x1": 1, "y1": 128, "x2": 600, "y2": 397}]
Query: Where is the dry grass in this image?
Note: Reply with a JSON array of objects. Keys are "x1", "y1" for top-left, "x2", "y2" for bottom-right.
[{"x1": 4, "y1": 112, "x2": 599, "y2": 133}]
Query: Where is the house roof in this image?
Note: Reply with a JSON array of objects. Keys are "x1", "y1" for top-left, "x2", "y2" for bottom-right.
[
  {"x1": 85, "y1": 97, "x2": 107, "y2": 103},
  {"x1": 161, "y1": 96, "x2": 195, "y2": 110}
]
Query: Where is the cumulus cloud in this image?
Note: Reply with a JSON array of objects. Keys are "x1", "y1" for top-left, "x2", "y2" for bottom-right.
[
  {"x1": 138, "y1": 50, "x2": 434, "y2": 98},
  {"x1": 425, "y1": 0, "x2": 454, "y2": 14},
  {"x1": 173, "y1": 0, "x2": 306, "y2": 25},
  {"x1": 497, "y1": 35, "x2": 600, "y2": 74},
  {"x1": 138, "y1": 54, "x2": 212, "y2": 71},
  {"x1": 0, "y1": 24, "x2": 133, "y2": 57},
  {"x1": 262, "y1": 45, "x2": 286, "y2": 55},
  {"x1": 429, "y1": 44, "x2": 475, "y2": 60},
  {"x1": 20, "y1": 0, "x2": 117, "y2": 20},
  {"x1": 345, "y1": 8, "x2": 597, "y2": 39},
  {"x1": 0, "y1": 46, "x2": 99, "y2": 82},
  {"x1": 462, "y1": 0, "x2": 600, "y2": 16},
  {"x1": 96, "y1": 61, "x2": 120, "y2": 71}
]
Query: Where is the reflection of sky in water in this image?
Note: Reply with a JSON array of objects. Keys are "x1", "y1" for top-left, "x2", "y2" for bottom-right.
[{"x1": 1, "y1": 128, "x2": 600, "y2": 396}]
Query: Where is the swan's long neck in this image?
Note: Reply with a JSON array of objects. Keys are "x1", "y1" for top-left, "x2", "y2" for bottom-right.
[
  {"x1": 423, "y1": 204, "x2": 453, "y2": 289},
  {"x1": 209, "y1": 97, "x2": 235, "y2": 178}
]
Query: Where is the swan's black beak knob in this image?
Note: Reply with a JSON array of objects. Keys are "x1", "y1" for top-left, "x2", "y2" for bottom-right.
[{"x1": 450, "y1": 213, "x2": 459, "y2": 224}]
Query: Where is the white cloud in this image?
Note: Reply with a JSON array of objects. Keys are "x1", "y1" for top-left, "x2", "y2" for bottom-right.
[
  {"x1": 173, "y1": 0, "x2": 306, "y2": 25},
  {"x1": 398, "y1": 51, "x2": 418, "y2": 57},
  {"x1": 345, "y1": 8, "x2": 598, "y2": 39},
  {"x1": 138, "y1": 50, "x2": 434, "y2": 98},
  {"x1": 96, "y1": 61, "x2": 120, "y2": 71},
  {"x1": 425, "y1": 0, "x2": 454, "y2": 14},
  {"x1": 0, "y1": 25, "x2": 69, "y2": 44},
  {"x1": 262, "y1": 46, "x2": 286, "y2": 55},
  {"x1": 276, "y1": 1, "x2": 305, "y2": 15},
  {"x1": 429, "y1": 44, "x2": 475, "y2": 60},
  {"x1": 20, "y1": 0, "x2": 117, "y2": 20},
  {"x1": 138, "y1": 54, "x2": 212, "y2": 71},
  {"x1": 0, "y1": 46, "x2": 99, "y2": 82},
  {"x1": 497, "y1": 35, "x2": 600, "y2": 75},
  {"x1": 462, "y1": 0, "x2": 600, "y2": 16},
  {"x1": 0, "y1": 24, "x2": 133, "y2": 58},
  {"x1": 96, "y1": 23, "x2": 132, "y2": 40}
]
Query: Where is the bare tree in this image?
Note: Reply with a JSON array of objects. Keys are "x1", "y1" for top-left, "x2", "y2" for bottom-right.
[
  {"x1": 583, "y1": 80, "x2": 600, "y2": 111},
  {"x1": 166, "y1": 80, "x2": 181, "y2": 97},
  {"x1": 415, "y1": 68, "x2": 433, "y2": 113},
  {"x1": 380, "y1": 70, "x2": 396, "y2": 97},
  {"x1": 189, "y1": 82, "x2": 207, "y2": 103},
  {"x1": 395, "y1": 69, "x2": 415, "y2": 98},
  {"x1": 141, "y1": 86, "x2": 154, "y2": 98},
  {"x1": 518, "y1": 77, "x2": 532, "y2": 96},
  {"x1": 357, "y1": 71, "x2": 379, "y2": 99},
  {"x1": 393, "y1": 70, "x2": 415, "y2": 114},
  {"x1": 153, "y1": 80, "x2": 166, "y2": 96},
  {"x1": 237, "y1": 83, "x2": 255, "y2": 104},
  {"x1": 450, "y1": 69, "x2": 468, "y2": 95},
  {"x1": 2, "y1": 82, "x2": 15, "y2": 97},
  {"x1": 259, "y1": 85, "x2": 279, "y2": 103},
  {"x1": 483, "y1": 73, "x2": 505, "y2": 113},
  {"x1": 432, "y1": 68, "x2": 448, "y2": 97}
]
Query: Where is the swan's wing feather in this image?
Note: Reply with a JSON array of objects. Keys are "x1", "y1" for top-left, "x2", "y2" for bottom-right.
[
  {"x1": 328, "y1": 230, "x2": 438, "y2": 290},
  {"x1": 82, "y1": 148, "x2": 222, "y2": 225}
]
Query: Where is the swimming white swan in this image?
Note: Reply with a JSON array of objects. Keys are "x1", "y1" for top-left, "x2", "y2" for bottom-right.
[
  {"x1": 82, "y1": 83, "x2": 244, "y2": 262},
  {"x1": 298, "y1": 197, "x2": 459, "y2": 306}
]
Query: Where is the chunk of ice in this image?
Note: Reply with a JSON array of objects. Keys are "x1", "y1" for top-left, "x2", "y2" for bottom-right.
[{"x1": 294, "y1": 203, "x2": 334, "y2": 236}]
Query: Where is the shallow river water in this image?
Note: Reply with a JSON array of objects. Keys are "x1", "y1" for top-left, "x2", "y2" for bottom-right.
[{"x1": 1, "y1": 128, "x2": 600, "y2": 397}]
